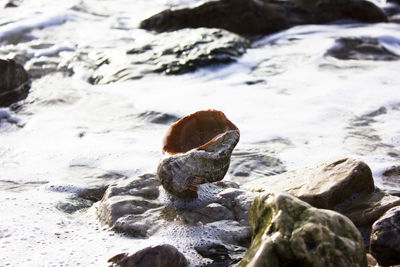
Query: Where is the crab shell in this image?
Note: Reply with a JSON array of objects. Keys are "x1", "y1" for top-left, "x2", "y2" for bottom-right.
[{"x1": 157, "y1": 110, "x2": 240, "y2": 199}]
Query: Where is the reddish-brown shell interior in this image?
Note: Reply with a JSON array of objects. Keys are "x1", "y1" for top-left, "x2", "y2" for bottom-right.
[{"x1": 163, "y1": 110, "x2": 238, "y2": 154}]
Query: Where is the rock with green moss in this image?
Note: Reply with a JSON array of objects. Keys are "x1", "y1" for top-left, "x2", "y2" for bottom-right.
[{"x1": 239, "y1": 192, "x2": 367, "y2": 267}]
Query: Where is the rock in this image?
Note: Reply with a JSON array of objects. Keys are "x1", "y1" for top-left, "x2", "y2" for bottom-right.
[
  {"x1": 239, "y1": 192, "x2": 367, "y2": 267},
  {"x1": 98, "y1": 174, "x2": 254, "y2": 261},
  {"x1": 140, "y1": 0, "x2": 387, "y2": 36},
  {"x1": 244, "y1": 158, "x2": 400, "y2": 245},
  {"x1": 0, "y1": 59, "x2": 30, "y2": 107},
  {"x1": 381, "y1": 166, "x2": 400, "y2": 196},
  {"x1": 370, "y1": 206, "x2": 400, "y2": 266},
  {"x1": 91, "y1": 28, "x2": 249, "y2": 84},
  {"x1": 108, "y1": 244, "x2": 188, "y2": 267},
  {"x1": 194, "y1": 243, "x2": 246, "y2": 266},
  {"x1": 244, "y1": 158, "x2": 374, "y2": 209},
  {"x1": 326, "y1": 37, "x2": 400, "y2": 61},
  {"x1": 366, "y1": 253, "x2": 379, "y2": 267}
]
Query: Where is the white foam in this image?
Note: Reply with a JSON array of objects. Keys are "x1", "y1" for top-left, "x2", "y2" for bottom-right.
[{"x1": 1, "y1": 0, "x2": 400, "y2": 265}]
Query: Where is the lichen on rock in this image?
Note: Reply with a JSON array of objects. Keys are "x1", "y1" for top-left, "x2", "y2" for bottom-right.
[{"x1": 239, "y1": 192, "x2": 367, "y2": 267}]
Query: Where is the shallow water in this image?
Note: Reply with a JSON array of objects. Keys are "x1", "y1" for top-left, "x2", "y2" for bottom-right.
[{"x1": 1, "y1": 0, "x2": 400, "y2": 265}]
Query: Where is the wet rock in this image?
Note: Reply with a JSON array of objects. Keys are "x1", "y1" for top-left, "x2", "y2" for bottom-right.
[
  {"x1": 140, "y1": 0, "x2": 387, "y2": 36},
  {"x1": 4, "y1": 0, "x2": 21, "y2": 8},
  {"x1": 195, "y1": 243, "x2": 246, "y2": 267},
  {"x1": 244, "y1": 158, "x2": 400, "y2": 244},
  {"x1": 25, "y1": 57, "x2": 74, "y2": 79},
  {"x1": 90, "y1": 28, "x2": 249, "y2": 84},
  {"x1": 381, "y1": 166, "x2": 400, "y2": 196},
  {"x1": 0, "y1": 59, "x2": 30, "y2": 107},
  {"x1": 326, "y1": 37, "x2": 400, "y2": 61},
  {"x1": 239, "y1": 192, "x2": 367, "y2": 267},
  {"x1": 245, "y1": 158, "x2": 374, "y2": 209},
  {"x1": 56, "y1": 198, "x2": 93, "y2": 214},
  {"x1": 108, "y1": 244, "x2": 188, "y2": 267},
  {"x1": 370, "y1": 206, "x2": 400, "y2": 266},
  {"x1": 48, "y1": 166, "x2": 128, "y2": 213},
  {"x1": 98, "y1": 174, "x2": 254, "y2": 257}
]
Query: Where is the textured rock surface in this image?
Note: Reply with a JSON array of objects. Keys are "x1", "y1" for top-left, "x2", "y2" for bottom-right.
[
  {"x1": 140, "y1": 0, "x2": 387, "y2": 35},
  {"x1": 0, "y1": 59, "x2": 30, "y2": 107},
  {"x1": 98, "y1": 174, "x2": 254, "y2": 263},
  {"x1": 239, "y1": 192, "x2": 367, "y2": 267},
  {"x1": 244, "y1": 158, "x2": 375, "y2": 209},
  {"x1": 244, "y1": 158, "x2": 400, "y2": 247},
  {"x1": 370, "y1": 206, "x2": 400, "y2": 266},
  {"x1": 326, "y1": 37, "x2": 400, "y2": 61},
  {"x1": 108, "y1": 244, "x2": 188, "y2": 267},
  {"x1": 90, "y1": 28, "x2": 249, "y2": 84}
]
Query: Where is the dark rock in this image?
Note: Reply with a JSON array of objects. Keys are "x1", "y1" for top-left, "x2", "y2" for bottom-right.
[
  {"x1": 326, "y1": 37, "x2": 400, "y2": 61},
  {"x1": 239, "y1": 192, "x2": 367, "y2": 267},
  {"x1": 4, "y1": 0, "x2": 22, "y2": 8},
  {"x1": 108, "y1": 244, "x2": 188, "y2": 267},
  {"x1": 140, "y1": 0, "x2": 387, "y2": 36},
  {"x1": 0, "y1": 59, "x2": 30, "y2": 107},
  {"x1": 91, "y1": 28, "x2": 249, "y2": 84},
  {"x1": 381, "y1": 166, "x2": 400, "y2": 196},
  {"x1": 195, "y1": 243, "x2": 246, "y2": 267},
  {"x1": 370, "y1": 206, "x2": 400, "y2": 266}
]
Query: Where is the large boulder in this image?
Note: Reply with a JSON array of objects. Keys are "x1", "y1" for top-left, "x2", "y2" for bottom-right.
[
  {"x1": 239, "y1": 192, "x2": 367, "y2": 267},
  {"x1": 140, "y1": 0, "x2": 387, "y2": 35},
  {"x1": 90, "y1": 28, "x2": 249, "y2": 84},
  {"x1": 0, "y1": 59, "x2": 30, "y2": 107},
  {"x1": 244, "y1": 158, "x2": 400, "y2": 244},
  {"x1": 108, "y1": 244, "x2": 188, "y2": 267},
  {"x1": 370, "y1": 206, "x2": 400, "y2": 266}
]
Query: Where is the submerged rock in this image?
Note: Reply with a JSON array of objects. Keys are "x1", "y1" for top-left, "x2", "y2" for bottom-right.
[
  {"x1": 0, "y1": 59, "x2": 30, "y2": 107},
  {"x1": 157, "y1": 110, "x2": 240, "y2": 199},
  {"x1": 239, "y1": 192, "x2": 367, "y2": 267},
  {"x1": 370, "y1": 206, "x2": 400, "y2": 266},
  {"x1": 108, "y1": 244, "x2": 188, "y2": 267},
  {"x1": 244, "y1": 158, "x2": 400, "y2": 245},
  {"x1": 140, "y1": 0, "x2": 387, "y2": 35},
  {"x1": 326, "y1": 37, "x2": 400, "y2": 61},
  {"x1": 91, "y1": 28, "x2": 249, "y2": 84}
]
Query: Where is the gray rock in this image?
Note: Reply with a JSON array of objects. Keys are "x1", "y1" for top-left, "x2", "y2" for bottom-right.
[
  {"x1": 90, "y1": 28, "x2": 249, "y2": 84},
  {"x1": 370, "y1": 206, "x2": 400, "y2": 266},
  {"x1": 108, "y1": 244, "x2": 188, "y2": 267},
  {"x1": 98, "y1": 174, "x2": 254, "y2": 262},
  {"x1": 0, "y1": 59, "x2": 30, "y2": 107},
  {"x1": 326, "y1": 37, "x2": 400, "y2": 61},
  {"x1": 239, "y1": 192, "x2": 367, "y2": 267}
]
